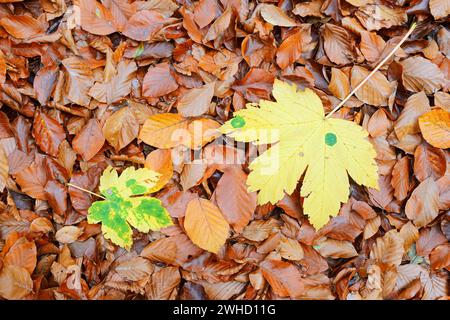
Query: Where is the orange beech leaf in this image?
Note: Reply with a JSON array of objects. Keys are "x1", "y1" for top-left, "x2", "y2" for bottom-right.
[
  {"x1": 0, "y1": 15, "x2": 45, "y2": 39},
  {"x1": 418, "y1": 108, "x2": 450, "y2": 149},
  {"x1": 184, "y1": 197, "x2": 229, "y2": 253},
  {"x1": 142, "y1": 62, "x2": 179, "y2": 98},
  {"x1": 72, "y1": 119, "x2": 105, "y2": 161},
  {"x1": 215, "y1": 167, "x2": 257, "y2": 233}
]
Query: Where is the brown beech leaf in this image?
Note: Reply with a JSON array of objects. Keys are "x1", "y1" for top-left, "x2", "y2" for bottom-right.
[
  {"x1": 177, "y1": 82, "x2": 215, "y2": 117},
  {"x1": 123, "y1": 9, "x2": 172, "y2": 41},
  {"x1": 391, "y1": 156, "x2": 410, "y2": 201},
  {"x1": 0, "y1": 15, "x2": 45, "y2": 39},
  {"x1": 429, "y1": 244, "x2": 450, "y2": 270},
  {"x1": 260, "y1": 259, "x2": 305, "y2": 297},
  {"x1": 4, "y1": 238, "x2": 37, "y2": 274},
  {"x1": 203, "y1": 6, "x2": 233, "y2": 47},
  {"x1": 276, "y1": 28, "x2": 303, "y2": 70},
  {"x1": 115, "y1": 257, "x2": 154, "y2": 281},
  {"x1": 316, "y1": 238, "x2": 358, "y2": 259},
  {"x1": 194, "y1": 0, "x2": 221, "y2": 29},
  {"x1": 293, "y1": 0, "x2": 324, "y2": 18},
  {"x1": 33, "y1": 65, "x2": 59, "y2": 105},
  {"x1": 72, "y1": 119, "x2": 105, "y2": 161},
  {"x1": 141, "y1": 232, "x2": 202, "y2": 265},
  {"x1": 429, "y1": 0, "x2": 450, "y2": 19},
  {"x1": 142, "y1": 62, "x2": 179, "y2": 98},
  {"x1": 351, "y1": 66, "x2": 391, "y2": 106},
  {"x1": 278, "y1": 236, "x2": 304, "y2": 261},
  {"x1": 55, "y1": 226, "x2": 83, "y2": 244},
  {"x1": 32, "y1": 110, "x2": 65, "y2": 157},
  {"x1": 370, "y1": 230, "x2": 404, "y2": 267},
  {"x1": 399, "y1": 221, "x2": 419, "y2": 252},
  {"x1": 322, "y1": 23, "x2": 356, "y2": 65},
  {"x1": 401, "y1": 56, "x2": 445, "y2": 94},
  {"x1": 418, "y1": 108, "x2": 450, "y2": 149},
  {"x1": 367, "y1": 109, "x2": 390, "y2": 138},
  {"x1": 62, "y1": 57, "x2": 94, "y2": 107},
  {"x1": 184, "y1": 198, "x2": 229, "y2": 253},
  {"x1": 89, "y1": 60, "x2": 137, "y2": 104},
  {"x1": 103, "y1": 106, "x2": 139, "y2": 151},
  {"x1": 405, "y1": 177, "x2": 440, "y2": 228},
  {"x1": 0, "y1": 265, "x2": 33, "y2": 300},
  {"x1": 145, "y1": 267, "x2": 180, "y2": 299},
  {"x1": 68, "y1": 163, "x2": 105, "y2": 215},
  {"x1": 417, "y1": 225, "x2": 448, "y2": 257},
  {"x1": 355, "y1": 4, "x2": 407, "y2": 31},
  {"x1": 79, "y1": 0, "x2": 116, "y2": 35},
  {"x1": 13, "y1": 154, "x2": 47, "y2": 200},
  {"x1": 145, "y1": 149, "x2": 173, "y2": 193},
  {"x1": 260, "y1": 4, "x2": 297, "y2": 27},
  {"x1": 201, "y1": 281, "x2": 246, "y2": 300},
  {"x1": 215, "y1": 167, "x2": 257, "y2": 233},
  {"x1": 328, "y1": 68, "x2": 350, "y2": 100},
  {"x1": 44, "y1": 180, "x2": 68, "y2": 216},
  {"x1": 102, "y1": 0, "x2": 135, "y2": 32},
  {"x1": 394, "y1": 91, "x2": 431, "y2": 140},
  {"x1": 363, "y1": 215, "x2": 381, "y2": 239},
  {"x1": 360, "y1": 31, "x2": 385, "y2": 63},
  {"x1": 413, "y1": 143, "x2": 446, "y2": 182},
  {"x1": 434, "y1": 92, "x2": 450, "y2": 111},
  {"x1": 232, "y1": 68, "x2": 275, "y2": 102}
]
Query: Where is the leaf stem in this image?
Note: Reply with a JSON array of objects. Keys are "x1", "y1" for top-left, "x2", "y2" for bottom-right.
[
  {"x1": 66, "y1": 183, "x2": 106, "y2": 200},
  {"x1": 325, "y1": 22, "x2": 417, "y2": 119}
]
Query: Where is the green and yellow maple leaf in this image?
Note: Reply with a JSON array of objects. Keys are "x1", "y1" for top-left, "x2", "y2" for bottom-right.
[
  {"x1": 220, "y1": 80, "x2": 379, "y2": 229},
  {"x1": 88, "y1": 166, "x2": 173, "y2": 249}
]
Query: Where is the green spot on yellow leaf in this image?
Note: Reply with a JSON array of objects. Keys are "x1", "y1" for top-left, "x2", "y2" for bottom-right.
[
  {"x1": 325, "y1": 132, "x2": 337, "y2": 146},
  {"x1": 231, "y1": 116, "x2": 246, "y2": 128}
]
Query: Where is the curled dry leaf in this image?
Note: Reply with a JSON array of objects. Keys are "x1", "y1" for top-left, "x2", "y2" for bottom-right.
[
  {"x1": 316, "y1": 238, "x2": 358, "y2": 259},
  {"x1": 418, "y1": 108, "x2": 450, "y2": 149},
  {"x1": 184, "y1": 198, "x2": 229, "y2": 253},
  {"x1": 260, "y1": 4, "x2": 297, "y2": 27}
]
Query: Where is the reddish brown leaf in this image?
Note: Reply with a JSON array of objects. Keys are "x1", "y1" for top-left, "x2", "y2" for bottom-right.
[
  {"x1": 413, "y1": 143, "x2": 446, "y2": 182},
  {"x1": 405, "y1": 177, "x2": 440, "y2": 228},
  {"x1": 73, "y1": 119, "x2": 105, "y2": 161},
  {"x1": 142, "y1": 62, "x2": 179, "y2": 98},
  {"x1": 32, "y1": 110, "x2": 66, "y2": 157},
  {"x1": 0, "y1": 15, "x2": 45, "y2": 39},
  {"x1": 391, "y1": 156, "x2": 410, "y2": 201},
  {"x1": 215, "y1": 167, "x2": 257, "y2": 233},
  {"x1": 260, "y1": 259, "x2": 305, "y2": 297}
]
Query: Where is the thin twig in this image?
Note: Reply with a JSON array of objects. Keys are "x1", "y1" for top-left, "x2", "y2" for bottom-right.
[
  {"x1": 325, "y1": 22, "x2": 417, "y2": 119},
  {"x1": 66, "y1": 183, "x2": 105, "y2": 199}
]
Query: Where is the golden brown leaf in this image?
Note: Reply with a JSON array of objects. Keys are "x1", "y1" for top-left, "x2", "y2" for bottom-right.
[
  {"x1": 184, "y1": 198, "x2": 229, "y2": 253},
  {"x1": 418, "y1": 108, "x2": 450, "y2": 149}
]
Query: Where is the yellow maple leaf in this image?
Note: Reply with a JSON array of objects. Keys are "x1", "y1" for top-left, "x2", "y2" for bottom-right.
[{"x1": 220, "y1": 80, "x2": 379, "y2": 229}]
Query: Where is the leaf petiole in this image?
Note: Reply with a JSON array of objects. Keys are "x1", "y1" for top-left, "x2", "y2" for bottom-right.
[
  {"x1": 325, "y1": 22, "x2": 417, "y2": 119},
  {"x1": 66, "y1": 183, "x2": 106, "y2": 199}
]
